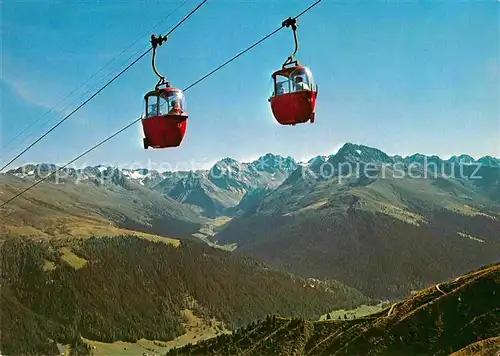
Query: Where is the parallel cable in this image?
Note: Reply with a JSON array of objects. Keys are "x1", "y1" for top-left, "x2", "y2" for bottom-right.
[
  {"x1": 184, "y1": 0, "x2": 322, "y2": 91},
  {"x1": 183, "y1": 26, "x2": 283, "y2": 92},
  {"x1": 0, "y1": 45, "x2": 151, "y2": 161},
  {"x1": 0, "y1": 0, "x2": 208, "y2": 173},
  {"x1": 0, "y1": 0, "x2": 322, "y2": 208},
  {"x1": 1, "y1": 40, "x2": 153, "y2": 161},
  {"x1": 0, "y1": 49, "x2": 152, "y2": 173},
  {"x1": 1, "y1": 0, "x2": 190, "y2": 154}
]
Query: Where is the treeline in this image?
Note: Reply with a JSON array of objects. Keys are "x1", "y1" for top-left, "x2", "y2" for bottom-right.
[
  {"x1": 166, "y1": 315, "x2": 303, "y2": 356},
  {"x1": 1, "y1": 235, "x2": 368, "y2": 355}
]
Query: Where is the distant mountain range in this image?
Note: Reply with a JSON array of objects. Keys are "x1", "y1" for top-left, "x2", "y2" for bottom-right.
[
  {"x1": 6, "y1": 153, "x2": 298, "y2": 218},
  {"x1": 3, "y1": 143, "x2": 500, "y2": 299},
  {"x1": 6, "y1": 143, "x2": 500, "y2": 218}
]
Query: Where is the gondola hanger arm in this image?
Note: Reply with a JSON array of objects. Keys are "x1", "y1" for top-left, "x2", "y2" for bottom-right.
[
  {"x1": 282, "y1": 17, "x2": 300, "y2": 68},
  {"x1": 151, "y1": 34, "x2": 170, "y2": 89}
]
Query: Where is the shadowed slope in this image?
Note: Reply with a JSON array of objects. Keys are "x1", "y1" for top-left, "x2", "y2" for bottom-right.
[
  {"x1": 167, "y1": 263, "x2": 500, "y2": 355},
  {"x1": 214, "y1": 164, "x2": 500, "y2": 298},
  {"x1": 450, "y1": 336, "x2": 500, "y2": 356}
]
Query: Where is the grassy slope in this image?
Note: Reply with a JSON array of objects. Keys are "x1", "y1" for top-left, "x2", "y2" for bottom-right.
[
  {"x1": 83, "y1": 309, "x2": 231, "y2": 356},
  {"x1": 1, "y1": 235, "x2": 369, "y2": 355},
  {"x1": 450, "y1": 336, "x2": 500, "y2": 356},
  {"x1": 167, "y1": 262, "x2": 500, "y2": 356},
  {"x1": 319, "y1": 303, "x2": 386, "y2": 321},
  {"x1": 0, "y1": 174, "x2": 203, "y2": 240}
]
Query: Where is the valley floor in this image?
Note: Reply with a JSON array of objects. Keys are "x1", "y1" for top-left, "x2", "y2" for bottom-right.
[
  {"x1": 318, "y1": 303, "x2": 386, "y2": 321},
  {"x1": 82, "y1": 308, "x2": 230, "y2": 356}
]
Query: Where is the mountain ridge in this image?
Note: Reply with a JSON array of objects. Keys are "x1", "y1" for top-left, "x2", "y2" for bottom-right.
[
  {"x1": 5, "y1": 143, "x2": 499, "y2": 218},
  {"x1": 8, "y1": 146, "x2": 499, "y2": 180},
  {"x1": 167, "y1": 262, "x2": 500, "y2": 356}
]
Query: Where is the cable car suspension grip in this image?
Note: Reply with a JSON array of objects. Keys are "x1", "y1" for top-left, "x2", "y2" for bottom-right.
[
  {"x1": 151, "y1": 34, "x2": 169, "y2": 89},
  {"x1": 282, "y1": 17, "x2": 299, "y2": 68}
]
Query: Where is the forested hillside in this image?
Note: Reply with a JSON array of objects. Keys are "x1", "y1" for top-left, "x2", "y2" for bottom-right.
[
  {"x1": 0, "y1": 236, "x2": 369, "y2": 355},
  {"x1": 168, "y1": 262, "x2": 500, "y2": 355}
]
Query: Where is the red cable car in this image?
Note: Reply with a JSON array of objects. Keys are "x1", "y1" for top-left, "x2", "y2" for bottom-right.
[
  {"x1": 141, "y1": 35, "x2": 188, "y2": 149},
  {"x1": 269, "y1": 18, "x2": 318, "y2": 126}
]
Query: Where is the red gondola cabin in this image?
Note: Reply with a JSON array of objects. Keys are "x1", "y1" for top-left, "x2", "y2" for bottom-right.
[
  {"x1": 269, "y1": 65, "x2": 318, "y2": 125},
  {"x1": 268, "y1": 17, "x2": 318, "y2": 125},
  {"x1": 141, "y1": 87, "x2": 188, "y2": 149}
]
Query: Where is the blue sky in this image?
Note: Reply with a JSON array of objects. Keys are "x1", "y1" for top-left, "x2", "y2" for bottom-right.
[{"x1": 1, "y1": 0, "x2": 498, "y2": 171}]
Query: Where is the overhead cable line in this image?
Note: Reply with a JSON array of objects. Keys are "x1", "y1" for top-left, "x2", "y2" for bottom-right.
[
  {"x1": 185, "y1": 0, "x2": 322, "y2": 91},
  {"x1": 1, "y1": 0, "x2": 191, "y2": 155},
  {"x1": 0, "y1": 0, "x2": 322, "y2": 208},
  {"x1": 0, "y1": 0, "x2": 208, "y2": 173},
  {"x1": 1, "y1": 45, "x2": 151, "y2": 161}
]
